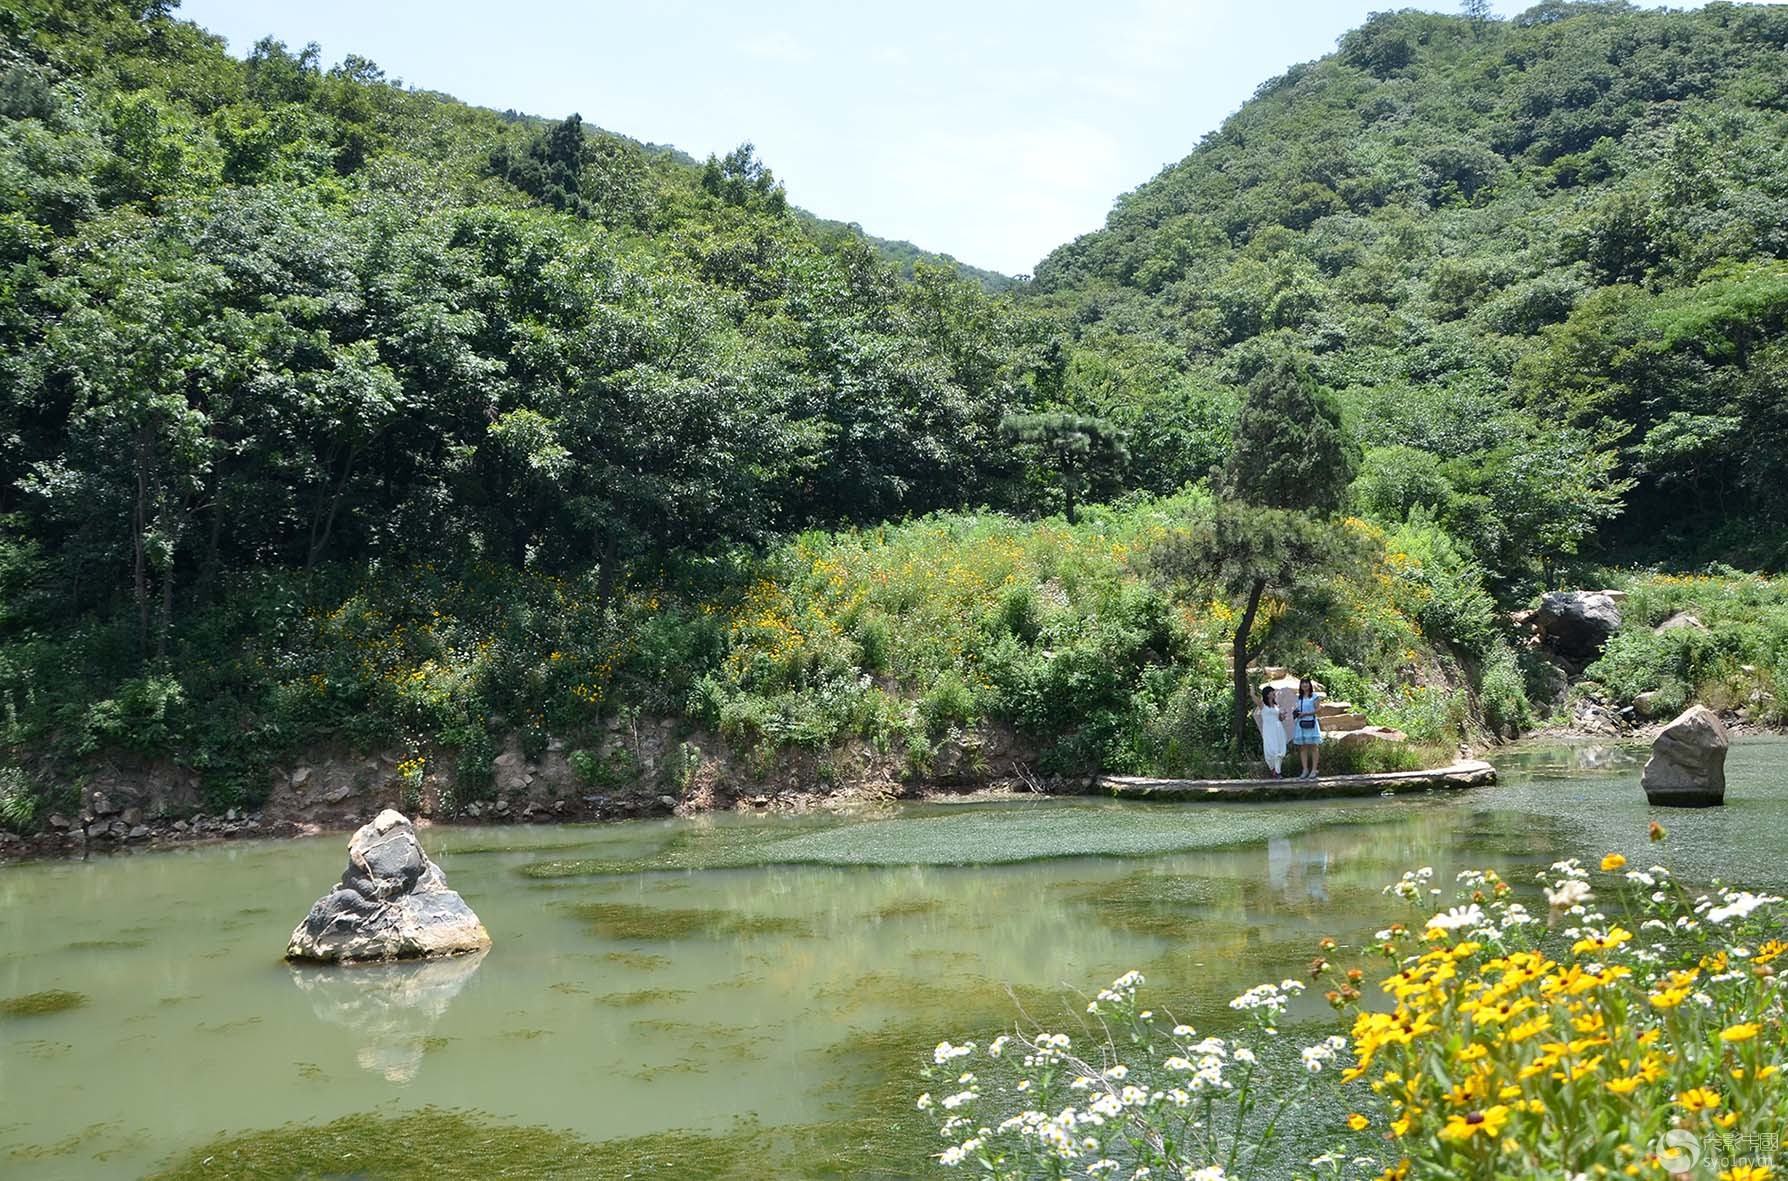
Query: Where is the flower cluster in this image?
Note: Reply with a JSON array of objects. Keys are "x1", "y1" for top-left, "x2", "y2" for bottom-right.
[
  {"x1": 1321, "y1": 848, "x2": 1788, "y2": 1179},
  {"x1": 916, "y1": 970, "x2": 1342, "y2": 1179},
  {"x1": 921, "y1": 837, "x2": 1788, "y2": 1180}
]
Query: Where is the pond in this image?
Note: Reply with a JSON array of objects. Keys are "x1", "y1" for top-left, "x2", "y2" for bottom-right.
[{"x1": 2, "y1": 738, "x2": 1784, "y2": 1178}]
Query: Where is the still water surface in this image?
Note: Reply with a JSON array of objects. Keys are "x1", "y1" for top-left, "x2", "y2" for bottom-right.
[{"x1": 2, "y1": 738, "x2": 1784, "y2": 1177}]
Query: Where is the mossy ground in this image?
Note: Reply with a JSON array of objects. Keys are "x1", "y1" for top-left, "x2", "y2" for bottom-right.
[{"x1": 0, "y1": 990, "x2": 87, "y2": 1019}]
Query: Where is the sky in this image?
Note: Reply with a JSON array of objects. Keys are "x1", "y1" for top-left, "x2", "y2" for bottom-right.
[{"x1": 179, "y1": 0, "x2": 1669, "y2": 276}]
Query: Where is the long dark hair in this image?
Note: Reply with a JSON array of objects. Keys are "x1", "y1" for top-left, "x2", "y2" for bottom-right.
[
  {"x1": 1260, "y1": 686, "x2": 1276, "y2": 705},
  {"x1": 1298, "y1": 677, "x2": 1314, "y2": 700}
]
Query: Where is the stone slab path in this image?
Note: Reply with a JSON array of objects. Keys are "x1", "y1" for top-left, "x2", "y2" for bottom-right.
[{"x1": 1096, "y1": 759, "x2": 1497, "y2": 801}]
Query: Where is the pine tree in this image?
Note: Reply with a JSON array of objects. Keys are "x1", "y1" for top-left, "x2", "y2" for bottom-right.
[
  {"x1": 1204, "y1": 352, "x2": 1360, "y2": 752},
  {"x1": 1000, "y1": 413, "x2": 1128, "y2": 524}
]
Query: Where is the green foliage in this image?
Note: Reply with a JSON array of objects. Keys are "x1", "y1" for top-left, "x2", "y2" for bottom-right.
[
  {"x1": 1218, "y1": 350, "x2": 1358, "y2": 514},
  {"x1": 18, "y1": 1, "x2": 1769, "y2": 792},
  {"x1": 0, "y1": 765, "x2": 36, "y2": 831},
  {"x1": 999, "y1": 412, "x2": 1128, "y2": 523},
  {"x1": 1477, "y1": 642, "x2": 1535, "y2": 737},
  {"x1": 1029, "y1": 1, "x2": 1788, "y2": 574},
  {"x1": 1580, "y1": 570, "x2": 1788, "y2": 722}
]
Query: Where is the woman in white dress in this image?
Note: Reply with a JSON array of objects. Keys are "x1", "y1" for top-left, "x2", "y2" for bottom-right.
[{"x1": 1254, "y1": 686, "x2": 1289, "y2": 778}]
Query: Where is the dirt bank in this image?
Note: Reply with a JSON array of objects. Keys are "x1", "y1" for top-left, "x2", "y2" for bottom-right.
[{"x1": 0, "y1": 719, "x2": 1070, "y2": 862}]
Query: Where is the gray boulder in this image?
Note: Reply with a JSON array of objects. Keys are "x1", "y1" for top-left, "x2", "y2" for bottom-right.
[
  {"x1": 286, "y1": 810, "x2": 490, "y2": 963},
  {"x1": 1655, "y1": 611, "x2": 1706, "y2": 634},
  {"x1": 1533, "y1": 590, "x2": 1623, "y2": 659},
  {"x1": 1641, "y1": 705, "x2": 1728, "y2": 807}
]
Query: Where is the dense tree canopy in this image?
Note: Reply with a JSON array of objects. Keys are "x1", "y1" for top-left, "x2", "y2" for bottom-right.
[
  {"x1": 0, "y1": 0, "x2": 1058, "y2": 657},
  {"x1": 1032, "y1": 0, "x2": 1788, "y2": 573}
]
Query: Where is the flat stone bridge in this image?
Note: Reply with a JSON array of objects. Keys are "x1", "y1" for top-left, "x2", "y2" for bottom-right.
[{"x1": 1096, "y1": 759, "x2": 1497, "y2": 802}]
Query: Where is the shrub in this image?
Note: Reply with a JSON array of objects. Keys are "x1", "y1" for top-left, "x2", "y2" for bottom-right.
[
  {"x1": 918, "y1": 672, "x2": 977, "y2": 740},
  {"x1": 78, "y1": 674, "x2": 186, "y2": 755},
  {"x1": 1477, "y1": 641, "x2": 1533, "y2": 736},
  {"x1": 0, "y1": 765, "x2": 36, "y2": 831}
]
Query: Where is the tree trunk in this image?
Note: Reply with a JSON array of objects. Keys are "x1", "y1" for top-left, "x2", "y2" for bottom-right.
[
  {"x1": 157, "y1": 558, "x2": 173, "y2": 662},
  {"x1": 1230, "y1": 576, "x2": 1267, "y2": 753},
  {"x1": 133, "y1": 433, "x2": 152, "y2": 661},
  {"x1": 306, "y1": 443, "x2": 360, "y2": 574},
  {"x1": 198, "y1": 477, "x2": 225, "y2": 608},
  {"x1": 594, "y1": 527, "x2": 621, "y2": 622}
]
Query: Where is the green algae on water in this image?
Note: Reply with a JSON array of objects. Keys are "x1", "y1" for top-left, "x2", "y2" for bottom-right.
[
  {"x1": 565, "y1": 901, "x2": 811, "y2": 941},
  {"x1": 0, "y1": 990, "x2": 87, "y2": 1019},
  {"x1": 594, "y1": 987, "x2": 694, "y2": 1008},
  {"x1": 867, "y1": 896, "x2": 943, "y2": 920},
  {"x1": 603, "y1": 949, "x2": 671, "y2": 970},
  {"x1": 146, "y1": 1107, "x2": 784, "y2": 1181},
  {"x1": 63, "y1": 938, "x2": 148, "y2": 951}
]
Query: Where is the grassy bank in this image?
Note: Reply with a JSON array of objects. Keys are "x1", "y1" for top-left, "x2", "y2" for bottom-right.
[
  {"x1": 1580, "y1": 569, "x2": 1788, "y2": 723},
  {"x1": 0, "y1": 491, "x2": 1525, "y2": 820}
]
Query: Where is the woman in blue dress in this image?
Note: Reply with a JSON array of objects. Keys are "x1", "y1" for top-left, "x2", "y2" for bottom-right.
[{"x1": 1290, "y1": 677, "x2": 1325, "y2": 779}]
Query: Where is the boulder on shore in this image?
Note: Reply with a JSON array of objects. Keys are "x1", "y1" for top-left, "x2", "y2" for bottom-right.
[
  {"x1": 286, "y1": 809, "x2": 490, "y2": 963},
  {"x1": 1641, "y1": 705, "x2": 1728, "y2": 808},
  {"x1": 1532, "y1": 590, "x2": 1623, "y2": 660}
]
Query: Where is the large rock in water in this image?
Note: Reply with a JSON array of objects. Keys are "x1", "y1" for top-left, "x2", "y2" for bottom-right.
[
  {"x1": 1641, "y1": 705, "x2": 1728, "y2": 807},
  {"x1": 1532, "y1": 590, "x2": 1623, "y2": 660},
  {"x1": 286, "y1": 810, "x2": 490, "y2": 963}
]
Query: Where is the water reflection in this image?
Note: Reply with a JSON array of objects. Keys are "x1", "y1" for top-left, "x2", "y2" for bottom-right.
[
  {"x1": 1266, "y1": 835, "x2": 1330, "y2": 902},
  {"x1": 1500, "y1": 739, "x2": 1646, "y2": 776},
  {"x1": 288, "y1": 950, "x2": 486, "y2": 1083}
]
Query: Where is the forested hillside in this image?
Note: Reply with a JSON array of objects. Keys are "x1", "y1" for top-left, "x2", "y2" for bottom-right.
[
  {"x1": 0, "y1": 3, "x2": 1046, "y2": 636},
  {"x1": 2, "y1": 0, "x2": 1786, "y2": 821},
  {"x1": 1034, "y1": 0, "x2": 1788, "y2": 572}
]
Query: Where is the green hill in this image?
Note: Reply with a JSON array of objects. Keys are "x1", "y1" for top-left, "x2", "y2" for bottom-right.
[{"x1": 1031, "y1": 0, "x2": 1788, "y2": 570}]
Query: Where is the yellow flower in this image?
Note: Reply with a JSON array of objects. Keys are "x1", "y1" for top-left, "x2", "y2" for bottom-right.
[
  {"x1": 1572, "y1": 926, "x2": 1633, "y2": 956},
  {"x1": 1714, "y1": 1110, "x2": 1740, "y2": 1130},
  {"x1": 1600, "y1": 853, "x2": 1627, "y2": 871},
  {"x1": 1720, "y1": 1166, "x2": 1773, "y2": 1181},
  {"x1": 1606, "y1": 1076, "x2": 1644, "y2": 1095},
  {"x1": 1678, "y1": 1088, "x2": 1722, "y2": 1112},
  {"x1": 1720, "y1": 1023, "x2": 1760, "y2": 1042},
  {"x1": 1439, "y1": 1105, "x2": 1510, "y2": 1143},
  {"x1": 1650, "y1": 986, "x2": 1690, "y2": 1010},
  {"x1": 1348, "y1": 1113, "x2": 1370, "y2": 1131}
]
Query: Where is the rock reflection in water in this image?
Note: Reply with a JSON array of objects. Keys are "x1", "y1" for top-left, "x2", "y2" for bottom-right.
[
  {"x1": 288, "y1": 949, "x2": 486, "y2": 1083},
  {"x1": 1503, "y1": 740, "x2": 1645, "y2": 777}
]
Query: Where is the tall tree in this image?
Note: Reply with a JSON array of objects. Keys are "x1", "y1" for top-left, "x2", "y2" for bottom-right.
[
  {"x1": 1000, "y1": 412, "x2": 1128, "y2": 523},
  {"x1": 1207, "y1": 352, "x2": 1359, "y2": 750}
]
